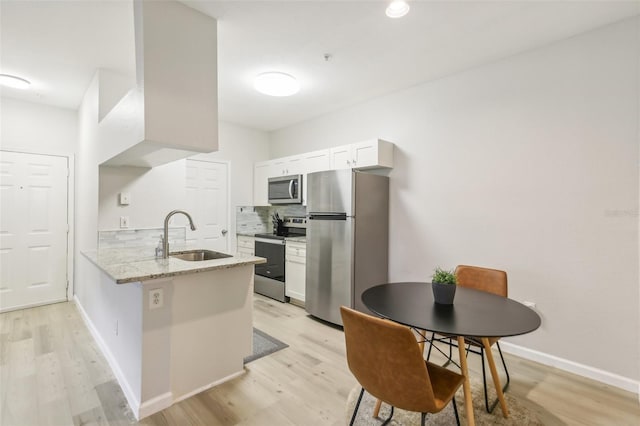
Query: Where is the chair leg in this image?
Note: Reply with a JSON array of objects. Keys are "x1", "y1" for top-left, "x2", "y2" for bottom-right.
[
  {"x1": 349, "y1": 388, "x2": 364, "y2": 426},
  {"x1": 421, "y1": 412, "x2": 427, "y2": 426},
  {"x1": 442, "y1": 337, "x2": 453, "y2": 367},
  {"x1": 372, "y1": 399, "x2": 382, "y2": 417},
  {"x1": 497, "y1": 342, "x2": 511, "y2": 390},
  {"x1": 452, "y1": 397, "x2": 460, "y2": 426},
  {"x1": 380, "y1": 406, "x2": 394, "y2": 426},
  {"x1": 426, "y1": 332, "x2": 435, "y2": 360},
  {"x1": 426, "y1": 333, "x2": 455, "y2": 368},
  {"x1": 481, "y1": 343, "x2": 511, "y2": 413}
]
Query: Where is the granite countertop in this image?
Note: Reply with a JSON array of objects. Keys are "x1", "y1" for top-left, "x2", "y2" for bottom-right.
[
  {"x1": 236, "y1": 232, "x2": 257, "y2": 237},
  {"x1": 83, "y1": 244, "x2": 266, "y2": 284}
]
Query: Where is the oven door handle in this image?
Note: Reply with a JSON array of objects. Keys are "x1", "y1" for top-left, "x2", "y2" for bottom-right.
[{"x1": 255, "y1": 237, "x2": 285, "y2": 245}]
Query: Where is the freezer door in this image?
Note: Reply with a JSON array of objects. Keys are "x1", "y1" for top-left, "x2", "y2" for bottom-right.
[
  {"x1": 306, "y1": 169, "x2": 353, "y2": 216},
  {"x1": 305, "y1": 216, "x2": 353, "y2": 326}
]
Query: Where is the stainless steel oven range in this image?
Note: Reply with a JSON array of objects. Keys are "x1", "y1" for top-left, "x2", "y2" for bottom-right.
[
  {"x1": 254, "y1": 234, "x2": 286, "y2": 302},
  {"x1": 254, "y1": 216, "x2": 306, "y2": 302}
]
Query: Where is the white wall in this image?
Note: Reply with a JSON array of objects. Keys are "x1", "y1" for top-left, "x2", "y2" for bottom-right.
[
  {"x1": 98, "y1": 121, "x2": 269, "y2": 252},
  {"x1": 0, "y1": 97, "x2": 77, "y2": 155},
  {"x1": 270, "y1": 17, "x2": 640, "y2": 384}
]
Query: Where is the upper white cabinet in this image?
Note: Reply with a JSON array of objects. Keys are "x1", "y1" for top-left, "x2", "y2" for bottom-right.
[
  {"x1": 253, "y1": 161, "x2": 271, "y2": 206},
  {"x1": 330, "y1": 139, "x2": 394, "y2": 170},
  {"x1": 253, "y1": 140, "x2": 393, "y2": 205},
  {"x1": 271, "y1": 155, "x2": 304, "y2": 177},
  {"x1": 300, "y1": 149, "x2": 331, "y2": 205}
]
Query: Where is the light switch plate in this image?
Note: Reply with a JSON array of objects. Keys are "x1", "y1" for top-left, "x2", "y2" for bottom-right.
[
  {"x1": 119, "y1": 192, "x2": 131, "y2": 205},
  {"x1": 120, "y1": 216, "x2": 129, "y2": 228}
]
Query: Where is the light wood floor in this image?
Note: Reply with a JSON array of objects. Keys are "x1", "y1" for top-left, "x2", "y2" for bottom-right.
[{"x1": 1, "y1": 295, "x2": 638, "y2": 425}]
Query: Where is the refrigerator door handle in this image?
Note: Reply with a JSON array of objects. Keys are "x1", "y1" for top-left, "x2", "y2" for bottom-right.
[{"x1": 308, "y1": 213, "x2": 347, "y2": 220}]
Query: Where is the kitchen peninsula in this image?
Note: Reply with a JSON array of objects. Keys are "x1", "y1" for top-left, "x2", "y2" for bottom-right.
[{"x1": 79, "y1": 246, "x2": 265, "y2": 419}]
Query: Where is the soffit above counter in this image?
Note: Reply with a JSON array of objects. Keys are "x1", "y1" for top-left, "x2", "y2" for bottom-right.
[{"x1": 99, "y1": 0, "x2": 218, "y2": 168}]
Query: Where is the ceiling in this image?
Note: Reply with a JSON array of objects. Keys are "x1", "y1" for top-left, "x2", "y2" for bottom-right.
[{"x1": 1, "y1": 1, "x2": 639, "y2": 132}]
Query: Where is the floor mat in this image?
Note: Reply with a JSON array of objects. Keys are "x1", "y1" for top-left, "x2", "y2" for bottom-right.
[{"x1": 243, "y1": 327, "x2": 288, "y2": 364}]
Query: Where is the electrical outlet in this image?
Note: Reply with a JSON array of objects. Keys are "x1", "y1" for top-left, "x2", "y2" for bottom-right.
[
  {"x1": 149, "y1": 288, "x2": 164, "y2": 310},
  {"x1": 120, "y1": 216, "x2": 129, "y2": 228}
]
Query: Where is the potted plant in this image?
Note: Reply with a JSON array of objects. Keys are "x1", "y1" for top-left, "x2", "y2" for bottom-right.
[{"x1": 431, "y1": 267, "x2": 457, "y2": 304}]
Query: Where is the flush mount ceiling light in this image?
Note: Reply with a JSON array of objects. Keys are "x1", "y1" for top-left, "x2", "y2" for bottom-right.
[
  {"x1": 385, "y1": 0, "x2": 410, "y2": 18},
  {"x1": 254, "y1": 72, "x2": 300, "y2": 97},
  {"x1": 0, "y1": 73, "x2": 31, "y2": 90}
]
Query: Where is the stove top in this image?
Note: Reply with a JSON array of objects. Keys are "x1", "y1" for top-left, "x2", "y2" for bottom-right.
[{"x1": 254, "y1": 233, "x2": 286, "y2": 240}]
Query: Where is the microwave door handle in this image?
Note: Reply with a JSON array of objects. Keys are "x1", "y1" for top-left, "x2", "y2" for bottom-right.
[{"x1": 288, "y1": 180, "x2": 294, "y2": 199}]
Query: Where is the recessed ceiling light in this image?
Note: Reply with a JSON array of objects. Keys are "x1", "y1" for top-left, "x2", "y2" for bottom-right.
[
  {"x1": 386, "y1": 0, "x2": 410, "y2": 18},
  {"x1": 0, "y1": 74, "x2": 31, "y2": 90},
  {"x1": 254, "y1": 72, "x2": 300, "y2": 97}
]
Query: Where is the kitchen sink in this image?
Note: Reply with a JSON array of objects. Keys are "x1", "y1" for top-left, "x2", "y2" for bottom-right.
[{"x1": 170, "y1": 249, "x2": 233, "y2": 261}]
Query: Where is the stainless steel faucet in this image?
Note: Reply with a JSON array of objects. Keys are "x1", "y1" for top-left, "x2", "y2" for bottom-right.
[{"x1": 162, "y1": 210, "x2": 196, "y2": 259}]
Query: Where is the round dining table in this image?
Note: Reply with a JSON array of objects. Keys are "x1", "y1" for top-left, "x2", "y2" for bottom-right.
[{"x1": 361, "y1": 282, "x2": 541, "y2": 426}]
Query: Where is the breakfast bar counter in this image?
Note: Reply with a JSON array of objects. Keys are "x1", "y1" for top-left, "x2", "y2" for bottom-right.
[{"x1": 76, "y1": 245, "x2": 266, "y2": 420}]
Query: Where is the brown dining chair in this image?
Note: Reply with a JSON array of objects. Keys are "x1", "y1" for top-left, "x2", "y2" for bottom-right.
[
  {"x1": 426, "y1": 264, "x2": 510, "y2": 413},
  {"x1": 340, "y1": 306, "x2": 463, "y2": 426}
]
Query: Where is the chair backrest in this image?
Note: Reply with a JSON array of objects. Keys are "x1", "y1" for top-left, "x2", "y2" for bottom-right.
[
  {"x1": 340, "y1": 306, "x2": 439, "y2": 413},
  {"x1": 455, "y1": 264, "x2": 508, "y2": 297}
]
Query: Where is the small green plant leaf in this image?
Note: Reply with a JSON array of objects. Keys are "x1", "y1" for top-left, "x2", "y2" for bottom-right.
[{"x1": 432, "y1": 266, "x2": 457, "y2": 285}]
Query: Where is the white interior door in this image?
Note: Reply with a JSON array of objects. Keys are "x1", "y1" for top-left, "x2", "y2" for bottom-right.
[
  {"x1": 184, "y1": 159, "x2": 229, "y2": 251},
  {"x1": 0, "y1": 151, "x2": 69, "y2": 312}
]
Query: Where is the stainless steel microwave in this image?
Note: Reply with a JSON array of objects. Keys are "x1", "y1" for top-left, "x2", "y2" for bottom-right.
[{"x1": 268, "y1": 174, "x2": 302, "y2": 204}]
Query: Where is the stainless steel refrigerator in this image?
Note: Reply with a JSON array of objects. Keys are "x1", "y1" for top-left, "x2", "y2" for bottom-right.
[{"x1": 305, "y1": 169, "x2": 389, "y2": 326}]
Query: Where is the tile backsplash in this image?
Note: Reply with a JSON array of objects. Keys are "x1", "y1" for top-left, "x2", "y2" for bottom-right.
[
  {"x1": 236, "y1": 205, "x2": 306, "y2": 235},
  {"x1": 98, "y1": 227, "x2": 186, "y2": 249}
]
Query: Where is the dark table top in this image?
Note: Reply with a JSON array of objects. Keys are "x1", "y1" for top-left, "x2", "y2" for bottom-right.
[{"x1": 361, "y1": 282, "x2": 541, "y2": 338}]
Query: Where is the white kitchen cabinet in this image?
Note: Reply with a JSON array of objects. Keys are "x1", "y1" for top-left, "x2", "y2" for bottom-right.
[
  {"x1": 253, "y1": 161, "x2": 271, "y2": 206},
  {"x1": 300, "y1": 149, "x2": 331, "y2": 205},
  {"x1": 236, "y1": 235, "x2": 255, "y2": 257},
  {"x1": 252, "y1": 140, "x2": 392, "y2": 206},
  {"x1": 285, "y1": 241, "x2": 306, "y2": 302},
  {"x1": 271, "y1": 155, "x2": 303, "y2": 177},
  {"x1": 330, "y1": 139, "x2": 394, "y2": 170}
]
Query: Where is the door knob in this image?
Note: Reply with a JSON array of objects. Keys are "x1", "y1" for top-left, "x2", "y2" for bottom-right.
[{"x1": 221, "y1": 229, "x2": 228, "y2": 235}]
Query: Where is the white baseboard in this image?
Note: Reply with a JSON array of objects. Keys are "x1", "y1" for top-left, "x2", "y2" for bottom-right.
[
  {"x1": 173, "y1": 370, "x2": 245, "y2": 404},
  {"x1": 73, "y1": 296, "x2": 142, "y2": 419},
  {"x1": 138, "y1": 392, "x2": 173, "y2": 419},
  {"x1": 500, "y1": 341, "x2": 640, "y2": 395},
  {"x1": 1, "y1": 297, "x2": 67, "y2": 314}
]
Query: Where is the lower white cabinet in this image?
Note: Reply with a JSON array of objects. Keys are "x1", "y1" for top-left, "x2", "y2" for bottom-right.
[
  {"x1": 236, "y1": 235, "x2": 255, "y2": 257},
  {"x1": 285, "y1": 241, "x2": 306, "y2": 302}
]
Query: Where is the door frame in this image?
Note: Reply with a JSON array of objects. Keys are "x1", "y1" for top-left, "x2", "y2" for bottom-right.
[
  {"x1": 0, "y1": 149, "x2": 75, "y2": 307},
  {"x1": 185, "y1": 158, "x2": 231, "y2": 251}
]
